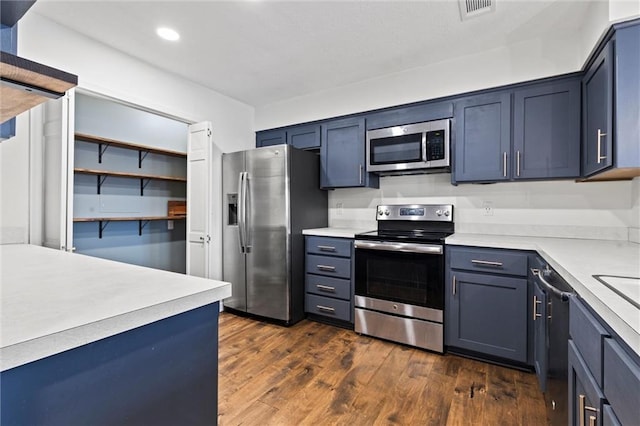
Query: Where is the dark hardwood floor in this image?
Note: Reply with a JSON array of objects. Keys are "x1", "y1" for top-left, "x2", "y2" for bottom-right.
[{"x1": 218, "y1": 312, "x2": 548, "y2": 425}]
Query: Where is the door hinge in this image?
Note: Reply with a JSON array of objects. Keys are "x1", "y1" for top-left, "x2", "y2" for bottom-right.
[{"x1": 207, "y1": 129, "x2": 212, "y2": 137}]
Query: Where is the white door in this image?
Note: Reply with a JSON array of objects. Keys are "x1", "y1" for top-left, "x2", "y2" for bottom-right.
[
  {"x1": 186, "y1": 122, "x2": 212, "y2": 278},
  {"x1": 41, "y1": 92, "x2": 75, "y2": 251}
]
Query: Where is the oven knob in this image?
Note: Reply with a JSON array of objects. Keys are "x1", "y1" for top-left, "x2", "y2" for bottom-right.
[
  {"x1": 378, "y1": 209, "x2": 384, "y2": 216},
  {"x1": 444, "y1": 210, "x2": 450, "y2": 217},
  {"x1": 384, "y1": 210, "x2": 390, "y2": 216},
  {"x1": 436, "y1": 209, "x2": 443, "y2": 216}
]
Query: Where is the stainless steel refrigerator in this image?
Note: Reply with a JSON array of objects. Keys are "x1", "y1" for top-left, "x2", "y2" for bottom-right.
[{"x1": 222, "y1": 144, "x2": 327, "y2": 325}]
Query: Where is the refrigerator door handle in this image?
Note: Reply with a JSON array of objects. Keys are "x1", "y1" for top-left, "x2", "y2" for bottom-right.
[
  {"x1": 237, "y1": 172, "x2": 246, "y2": 253},
  {"x1": 244, "y1": 172, "x2": 252, "y2": 252}
]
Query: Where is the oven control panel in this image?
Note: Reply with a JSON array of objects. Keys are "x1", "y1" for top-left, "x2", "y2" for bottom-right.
[{"x1": 377, "y1": 204, "x2": 453, "y2": 221}]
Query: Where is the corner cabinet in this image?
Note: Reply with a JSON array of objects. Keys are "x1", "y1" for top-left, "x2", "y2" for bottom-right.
[
  {"x1": 320, "y1": 117, "x2": 379, "y2": 189},
  {"x1": 445, "y1": 246, "x2": 529, "y2": 364},
  {"x1": 582, "y1": 22, "x2": 640, "y2": 181}
]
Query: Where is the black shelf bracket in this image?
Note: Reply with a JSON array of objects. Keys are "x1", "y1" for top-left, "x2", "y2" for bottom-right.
[
  {"x1": 140, "y1": 178, "x2": 151, "y2": 196},
  {"x1": 97, "y1": 174, "x2": 108, "y2": 194},
  {"x1": 98, "y1": 143, "x2": 111, "y2": 164},
  {"x1": 98, "y1": 220, "x2": 110, "y2": 239},
  {"x1": 138, "y1": 150, "x2": 150, "y2": 168},
  {"x1": 139, "y1": 219, "x2": 151, "y2": 236}
]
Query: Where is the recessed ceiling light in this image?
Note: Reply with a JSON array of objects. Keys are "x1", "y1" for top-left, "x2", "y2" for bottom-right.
[{"x1": 156, "y1": 27, "x2": 180, "y2": 41}]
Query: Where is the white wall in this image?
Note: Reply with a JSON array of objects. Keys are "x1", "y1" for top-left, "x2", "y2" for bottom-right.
[
  {"x1": 255, "y1": 26, "x2": 585, "y2": 130},
  {"x1": 20, "y1": 12, "x2": 255, "y2": 155},
  {"x1": 630, "y1": 177, "x2": 640, "y2": 243},
  {"x1": 0, "y1": 113, "x2": 31, "y2": 244},
  {"x1": 328, "y1": 175, "x2": 635, "y2": 242}
]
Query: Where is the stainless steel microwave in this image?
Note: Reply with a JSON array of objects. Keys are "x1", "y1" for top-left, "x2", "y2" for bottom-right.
[{"x1": 366, "y1": 118, "x2": 450, "y2": 175}]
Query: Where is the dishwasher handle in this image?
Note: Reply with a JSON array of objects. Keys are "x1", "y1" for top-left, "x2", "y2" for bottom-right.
[{"x1": 531, "y1": 268, "x2": 573, "y2": 301}]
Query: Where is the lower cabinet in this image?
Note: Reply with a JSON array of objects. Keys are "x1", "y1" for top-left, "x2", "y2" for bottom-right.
[
  {"x1": 304, "y1": 236, "x2": 354, "y2": 326},
  {"x1": 568, "y1": 297, "x2": 640, "y2": 426},
  {"x1": 445, "y1": 246, "x2": 529, "y2": 364}
]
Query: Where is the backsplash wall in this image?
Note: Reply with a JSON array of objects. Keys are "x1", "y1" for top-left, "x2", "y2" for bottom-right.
[{"x1": 328, "y1": 174, "x2": 637, "y2": 242}]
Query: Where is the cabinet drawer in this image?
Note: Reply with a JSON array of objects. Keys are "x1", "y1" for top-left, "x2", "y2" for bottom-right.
[
  {"x1": 305, "y1": 294, "x2": 351, "y2": 322},
  {"x1": 306, "y1": 236, "x2": 352, "y2": 257},
  {"x1": 603, "y1": 339, "x2": 640, "y2": 426},
  {"x1": 570, "y1": 297, "x2": 610, "y2": 387},
  {"x1": 306, "y1": 254, "x2": 351, "y2": 279},
  {"x1": 449, "y1": 247, "x2": 528, "y2": 277},
  {"x1": 305, "y1": 274, "x2": 351, "y2": 300}
]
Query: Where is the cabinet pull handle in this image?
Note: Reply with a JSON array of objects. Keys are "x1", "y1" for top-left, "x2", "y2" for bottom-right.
[
  {"x1": 359, "y1": 164, "x2": 363, "y2": 184},
  {"x1": 316, "y1": 284, "x2": 336, "y2": 293},
  {"x1": 597, "y1": 129, "x2": 607, "y2": 164},
  {"x1": 317, "y1": 265, "x2": 336, "y2": 272},
  {"x1": 471, "y1": 259, "x2": 503, "y2": 267},
  {"x1": 452, "y1": 275, "x2": 457, "y2": 296},
  {"x1": 516, "y1": 150, "x2": 521, "y2": 177},
  {"x1": 317, "y1": 305, "x2": 335, "y2": 313},
  {"x1": 317, "y1": 245, "x2": 336, "y2": 252},
  {"x1": 533, "y1": 295, "x2": 542, "y2": 321},
  {"x1": 589, "y1": 416, "x2": 596, "y2": 426},
  {"x1": 503, "y1": 152, "x2": 507, "y2": 177},
  {"x1": 579, "y1": 395, "x2": 598, "y2": 426}
]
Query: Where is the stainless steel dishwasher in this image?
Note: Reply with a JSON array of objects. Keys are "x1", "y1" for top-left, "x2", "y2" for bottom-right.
[{"x1": 530, "y1": 256, "x2": 575, "y2": 426}]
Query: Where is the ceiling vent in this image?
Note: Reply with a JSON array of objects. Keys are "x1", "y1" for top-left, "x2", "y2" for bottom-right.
[{"x1": 459, "y1": 0, "x2": 495, "y2": 20}]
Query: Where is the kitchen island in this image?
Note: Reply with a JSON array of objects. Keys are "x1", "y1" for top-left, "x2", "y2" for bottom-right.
[{"x1": 0, "y1": 244, "x2": 231, "y2": 425}]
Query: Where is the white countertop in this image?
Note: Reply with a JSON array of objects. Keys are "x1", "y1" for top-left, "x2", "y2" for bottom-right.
[
  {"x1": 303, "y1": 227, "x2": 374, "y2": 239},
  {"x1": 447, "y1": 233, "x2": 640, "y2": 355},
  {"x1": 0, "y1": 244, "x2": 231, "y2": 371}
]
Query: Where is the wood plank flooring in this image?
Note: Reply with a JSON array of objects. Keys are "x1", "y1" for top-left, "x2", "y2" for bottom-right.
[{"x1": 218, "y1": 313, "x2": 548, "y2": 426}]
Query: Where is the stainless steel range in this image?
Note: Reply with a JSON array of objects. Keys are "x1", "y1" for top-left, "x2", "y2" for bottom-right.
[{"x1": 354, "y1": 204, "x2": 454, "y2": 353}]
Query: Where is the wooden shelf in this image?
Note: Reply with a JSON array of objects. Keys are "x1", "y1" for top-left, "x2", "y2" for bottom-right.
[
  {"x1": 75, "y1": 133, "x2": 187, "y2": 159},
  {"x1": 74, "y1": 167, "x2": 187, "y2": 182},
  {"x1": 73, "y1": 216, "x2": 185, "y2": 238}
]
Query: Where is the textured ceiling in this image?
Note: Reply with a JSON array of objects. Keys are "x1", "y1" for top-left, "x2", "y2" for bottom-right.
[{"x1": 32, "y1": 0, "x2": 593, "y2": 107}]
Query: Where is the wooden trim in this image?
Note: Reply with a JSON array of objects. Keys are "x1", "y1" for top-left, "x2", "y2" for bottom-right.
[
  {"x1": 74, "y1": 167, "x2": 187, "y2": 182},
  {"x1": 75, "y1": 133, "x2": 187, "y2": 158},
  {"x1": 0, "y1": 51, "x2": 77, "y2": 92},
  {"x1": 73, "y1": 216, "x2": 186, "y2": 222},
  {"x1": 577, "y1": 167, "x2": 640, "y2": 182}
]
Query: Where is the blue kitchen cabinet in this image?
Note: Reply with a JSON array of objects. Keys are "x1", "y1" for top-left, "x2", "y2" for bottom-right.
[
  {"x1": 320, "y1": 117, "x2": 379, "y2": 189},
  {"x1": 256, "y1": 128, "x2": 286, "y2": 147},
  {"x1": 365, "y1": 101, "x2": 453, "y2": 130},
  {"x1": 446, "y1": 246, "x2": 529, "y2": 364},
  {"x1": 305, "y1": 236, "x2": 354, "y2": 326},
  {"x1": 582, "y1": 22, "x2": 640, "y2": 180},
  {"x1": 513, "y1": 79, "x2": 581, "y2": 179},
  {"x1": 582, "y1": 41, "x2": 614, "y2": 177},
  {"x1": 453, "y1": 92, "x2": 512, "y2": 183},
  {"x1": 568, "y1": 297, "x2": 640, "y2": 426},
  {"x1": 287, "y1": 123, "x2": 321, "y2": 150}
]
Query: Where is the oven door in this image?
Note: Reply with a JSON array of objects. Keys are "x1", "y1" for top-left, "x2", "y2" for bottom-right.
[{"x1": 354, "y1": 240, "x2": 444, "y2": 312}]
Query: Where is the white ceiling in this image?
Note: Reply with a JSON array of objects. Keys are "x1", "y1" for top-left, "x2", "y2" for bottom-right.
[{"x1": 32, "y1": 0, "x2": 594, "y2": 108}]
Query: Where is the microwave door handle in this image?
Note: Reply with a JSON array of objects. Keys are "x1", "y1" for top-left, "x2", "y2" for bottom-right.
[{"x1": 422, "y1": 131, "x2": 428, "y2": 163}]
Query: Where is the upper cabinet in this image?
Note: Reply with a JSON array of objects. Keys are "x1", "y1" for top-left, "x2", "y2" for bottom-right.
[
  {"x1": 513, "y1": 79, "x2": 581, "y2": 179},
  {"x1": 321, "y1": 117, "x2": 378, "y2": 189},
  {"x1": 287, "y1": 124, "x2": 321, "y2": 150},
  {"x1": 365, "y1": 101, "x2": 453, "y2": 130},
  {"x1": 453, "y1": 77, "x2": 581, "y2": 184},
  {"x1": 256, "y1": 129, "x2": 286, "y2": 147},
  {"x1": 582, "y1": 22, "x2": 640, "y2": 181},
  {"x1": 453, "y1": 92, "x2": 511, "y2": 183}
]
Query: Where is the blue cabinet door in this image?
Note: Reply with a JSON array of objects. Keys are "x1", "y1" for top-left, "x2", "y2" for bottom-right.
[
  {"x1": 533, "y1": 281, "x2": 548, "y2": 391},
  {"x1": 513, "y1": 79, "x2": 581, "y2": 179},
  {"x1": 320, "y1": 117, "x2": 378, "y2": 189},
  {"x1": 446, "y1": 270, "x2": 528, "y2": 362},
  {"x1": 287, "y1": 124, "x2": 321, "y2": 150},
  {"x1": 453, "y1": 92, "x2": 511, "y2": 182},
  {"x1": 582, "y1": 41, "x2": 614, "y2": 176},
  {"x1": 256, "y1": 129, "x2": 286, "y2": 147}
]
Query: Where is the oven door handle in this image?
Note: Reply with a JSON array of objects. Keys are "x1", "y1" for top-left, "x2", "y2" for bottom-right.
[{"x1": 354, "y1": 240, "x2": 443, "y2": 254}]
